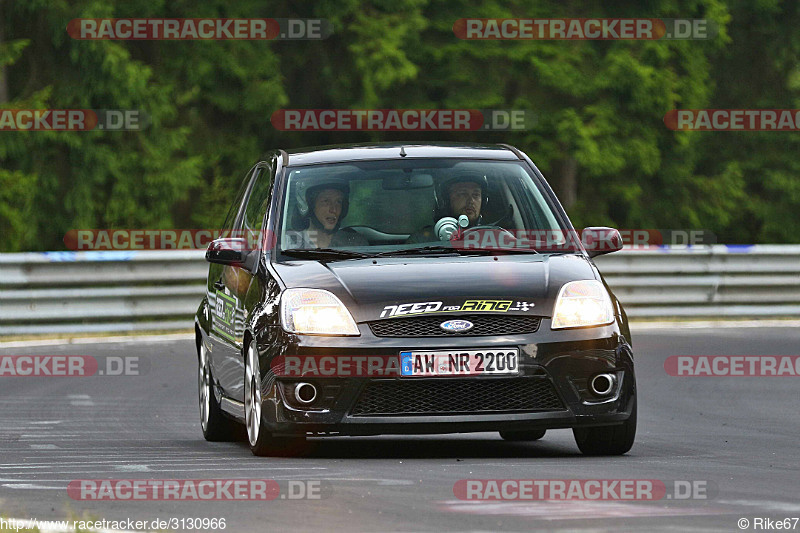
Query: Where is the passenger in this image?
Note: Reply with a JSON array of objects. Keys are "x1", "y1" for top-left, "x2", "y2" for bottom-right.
[{"x1": 293, "y1": 179, "x2": 367, "y2": 249}]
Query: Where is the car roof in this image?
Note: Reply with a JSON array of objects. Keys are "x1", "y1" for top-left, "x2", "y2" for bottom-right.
[{"x1": 270, "y1": 142, "x2": 523, "y2": 167}]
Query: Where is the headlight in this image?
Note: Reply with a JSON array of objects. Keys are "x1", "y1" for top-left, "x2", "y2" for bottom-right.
[
  {"x1": 551, "y1": 280, "x2": 614, "y2": 329},
  {"x1": 281, "y1": 288, "x2": 360, "y2": 336}
]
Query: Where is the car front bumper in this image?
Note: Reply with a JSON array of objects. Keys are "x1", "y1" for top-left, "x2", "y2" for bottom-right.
[{"x1": 254, "y1": 321, "x2": 636, "y2": 437}]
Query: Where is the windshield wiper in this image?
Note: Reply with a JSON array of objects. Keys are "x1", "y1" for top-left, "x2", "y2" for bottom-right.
[
  {"x1": 281, "y1": 248, "x2": 373, "y2": 261},
  {"x1": 372, "y1": 245, "x2": 494, "y2": 257},
  {"x1": 491, "y1": 247, "x2": 541, "y2": 254}
]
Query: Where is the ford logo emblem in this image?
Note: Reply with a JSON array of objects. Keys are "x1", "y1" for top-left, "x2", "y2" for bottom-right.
[{"x1": 440, "y1": 319, "x2": 474, "y2": 333}]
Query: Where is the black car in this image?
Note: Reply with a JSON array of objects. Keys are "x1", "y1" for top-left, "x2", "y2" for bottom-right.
[{"x1": 195, "y1": 142, "x2": 636, "y2": 456}]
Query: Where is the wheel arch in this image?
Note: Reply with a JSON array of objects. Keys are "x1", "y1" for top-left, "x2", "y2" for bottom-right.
[{"x1": 195, "y1": 323, "x2": 203, "y2": 360}]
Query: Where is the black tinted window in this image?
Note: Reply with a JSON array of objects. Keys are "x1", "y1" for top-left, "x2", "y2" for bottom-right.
[
  {"x1": 243, "y1": 165, "x2": 273, "y2": 232},
  {"x1": 221, "y1": 167, "x2": 256, "y2": 232}
]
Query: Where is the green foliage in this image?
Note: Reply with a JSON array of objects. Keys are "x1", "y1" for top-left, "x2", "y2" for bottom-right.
[{"x1": 0, "y1": 0, "x2": 798, "y2": 251}]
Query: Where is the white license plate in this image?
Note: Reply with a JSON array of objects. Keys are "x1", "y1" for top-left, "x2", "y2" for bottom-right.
[{"x1": 400, "y1": 349, "x2": 519, "y2": 377}]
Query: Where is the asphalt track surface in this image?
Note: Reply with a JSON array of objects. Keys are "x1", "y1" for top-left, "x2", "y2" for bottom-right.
[{"x1": 1, "y1": 326, "x2": 798, "y2": 532}]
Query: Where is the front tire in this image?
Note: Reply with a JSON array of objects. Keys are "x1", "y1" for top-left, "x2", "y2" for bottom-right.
[
  {"x1": 244, "y1": 340, "x2": 307, "y2": 456},
  {"x1": 199, "y1": 343, "x2": 238, "y2": 441},
  {"x1": 573, "y1": 398, "x2": 637, "y2": 456}
]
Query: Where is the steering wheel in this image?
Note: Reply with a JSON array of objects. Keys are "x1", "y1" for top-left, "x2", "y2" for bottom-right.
[{"x1": 456, "y1": 225, "x2": 518, "y2": 244}]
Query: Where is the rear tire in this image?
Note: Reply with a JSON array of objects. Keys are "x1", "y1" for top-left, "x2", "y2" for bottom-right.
[
  {"x1": 244, "y1": 340, "x2": 308, "y2": 457},
  {"x1": 500, "y1": 429, "x2": 546, "y2": 441},
  {"x1": 573, "y1": 398, "x2": 637, "y2": 456},
  {"x1": 199, "y1": 343, "x2": 239, "y2": 442}
]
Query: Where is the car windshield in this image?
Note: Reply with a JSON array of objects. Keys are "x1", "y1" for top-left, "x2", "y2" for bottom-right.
[{"x1": 277, "y1": 158, "x2": 576, "y2": 257}]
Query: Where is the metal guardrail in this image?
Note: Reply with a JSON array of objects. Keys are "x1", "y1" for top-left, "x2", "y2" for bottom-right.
[
  {"x1": 1, "y1": 246, "x2": 798, "y2": 335},
  {"x1": 0, "y1": 251, "x2": 206, "y2": 335},
  {"x1": 594, "y1": 245, "x2": 800, "y2": 317}
]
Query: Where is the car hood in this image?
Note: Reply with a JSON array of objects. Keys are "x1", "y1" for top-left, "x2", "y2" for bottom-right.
[{"x1": 272, "y1": 254, "x2": 598, "y2": 323}]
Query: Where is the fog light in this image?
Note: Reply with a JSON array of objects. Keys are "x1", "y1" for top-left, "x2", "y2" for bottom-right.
[
  {"x1": 589, "y1": 373, "x2": 616, "y2": 396},
  {"x1": 294, "y1": 382, "x2": 317, "y2": 404}
]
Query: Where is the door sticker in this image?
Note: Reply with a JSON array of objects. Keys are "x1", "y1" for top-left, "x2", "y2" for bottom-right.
[{"x1": 213, "y1": 289, "x2": 238, "y2": 342}]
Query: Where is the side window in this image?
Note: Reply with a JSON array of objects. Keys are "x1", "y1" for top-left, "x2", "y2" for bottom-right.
[
  {"x1": 243, "y1": 163, "x2": 273, "y2": 233},
  {"x1": 221, "y1": 167, "x2": 256, "y2": 233}
]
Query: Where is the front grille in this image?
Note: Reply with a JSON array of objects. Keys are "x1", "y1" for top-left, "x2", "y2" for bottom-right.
[
  {"x1": 350, "y1": 378, "x2": 563, "y2": 416},
  {"x1": 369, "y1": 314, "x2": 541, "y2": 337}
]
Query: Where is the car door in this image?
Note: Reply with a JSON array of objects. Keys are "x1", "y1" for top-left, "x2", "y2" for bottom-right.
[
  {"x1": 208, "y1": 161, "x2": 274, "y2": 401},
  {"x1": 206, "y1": 164, "x2": 258, "y2": 398}
]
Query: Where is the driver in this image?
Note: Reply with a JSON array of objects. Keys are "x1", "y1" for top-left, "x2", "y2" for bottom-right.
[
  {"x1": 407, "y1": 172, "x2": 488, "y2": 243},
  {"x1": 447, "y1": 180, "x2": 483, "y2": 226},
  {"x1": 291, "y1": 179, "x2": 367, "y2": 249}
]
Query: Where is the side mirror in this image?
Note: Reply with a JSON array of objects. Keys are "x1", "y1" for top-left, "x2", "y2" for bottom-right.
[
  {"x1": 581, "y1": 227, "x2": 623, "y2": 258},
  {"x1": 205, "y1": 238, "x2": 251, "y2": 265}
]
